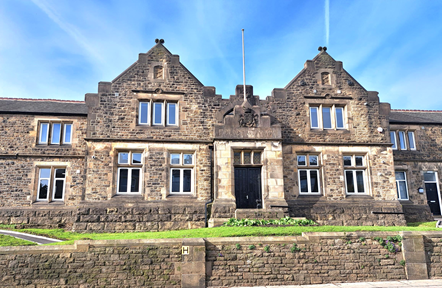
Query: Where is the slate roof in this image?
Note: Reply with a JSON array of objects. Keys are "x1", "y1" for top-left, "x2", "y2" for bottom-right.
[
  {"x1": 0, "y1": 98, "x2": 88, "y2": 116},
  {"x1": 390, "y1": 110, "x2": 442, "y2": 124}
]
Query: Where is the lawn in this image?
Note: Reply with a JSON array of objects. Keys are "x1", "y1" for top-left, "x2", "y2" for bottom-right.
[
  {"x1": 0, "y1": 221, "x2": 437, "y2": 246},
  {"x1": 0, "y1": 234, "x2": 36, "y2": 246}
]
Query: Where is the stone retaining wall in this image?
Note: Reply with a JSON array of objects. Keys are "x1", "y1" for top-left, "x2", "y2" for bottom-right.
[{"x1": 0, "y1": 232, "x2": 441, "y2": 287}]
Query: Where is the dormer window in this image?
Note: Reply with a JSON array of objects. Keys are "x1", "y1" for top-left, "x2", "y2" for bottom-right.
[
  {"x1": 321, "y1": 72, "x2": 331, "y2": 85},
  {"x1": 154, "y1": 65, "x2": 164, "y2": 79}
]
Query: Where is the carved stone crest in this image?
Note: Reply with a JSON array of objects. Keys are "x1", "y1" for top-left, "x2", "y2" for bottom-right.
[{"x1": 239, "y1": 108, "x2": 258, "y2": 127}]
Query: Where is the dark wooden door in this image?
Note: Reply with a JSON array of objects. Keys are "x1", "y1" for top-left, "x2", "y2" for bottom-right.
[
  {"x1": 234, "y1": 167, "x2": 262, "y2": 209},
  {"x1": 425, "y1": 183, "x2": 441, "y2": 215}
]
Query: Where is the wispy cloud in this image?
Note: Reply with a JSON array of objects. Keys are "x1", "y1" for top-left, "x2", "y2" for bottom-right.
[{"x1": 30, "y1": 0, "x2": 103, "y2": 63}]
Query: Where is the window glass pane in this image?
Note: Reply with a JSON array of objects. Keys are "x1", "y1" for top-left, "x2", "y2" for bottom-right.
[
  {"x1": 139, "y1": 102, "x2": 149, "y2": 124},
  {"x1": 310, "y1": 107, "x2": 319, "y2": 128},
  {"x1": 38, "y1": 179, "x2": 49, "y2": 199},
  {"x1": 297, "y1": 155, "x2": 306, "y2": 166},
  {"x1": 40, "y1": 168, "x2": 51, "y2": 179},
  {"x1": 167, "y1": 103, "x2": 177, "y2": 125},
  {"x1": 299, "y1": 170, "x2": 308, "y2": 193},
  {"x1": 408, "y1": 132, "x2": 415, "y2": 149},
  {"x1": 355, "y1": 156, "x2": 363, "y2": 167},
  {"x1": 55, "y1": 169, "x2": 65, "y2": 178},
  {"x1": 153, "y1": 102, "x2": 163, "y2": 125},
  {"x1": 335, "y1": 107, "x2": 344, "y2": 128},
  {"x1": 397, "y1": 181, "x2": 408, "y2": 200},
  {"x1": 51, "y1": 123, "x2": 61, "y2": 144},
  {"x1": 183, "y1": 170, "x2": 192, "y2": 192},
  {"x1": 309, "y1": 156, "x2": 318, "y2": 166},
  {"x1": 343, "y1": 156, "x2": 352, "y2": 166},
  {"x1": 53, "y1": 179, "x2": 64, "y2": 199},
  {"x1": 118, "y1": 169, "x2": 128, "y2": 192},
  {"x1": 310, "y1": 170, "x2": 319, "y2": 192},
  {"x1": 183, "y1": 154, "x2": 193, "y2": 165},
  {"x1": 322, "y1": 107, "x2": 332, "y2": 129},
  {"x1": 356, "y1": 171, "x2": 365, "y2": 193},
  {"x1": 398, "y1": 131, "x2": 406, "y2": 150},
  {"x1": 64, "y1": 124, "x2": 72, "y2": 143},
  {"x1": 253, "y1": 152, "x2": 261, "y2": 164},
  {"x1": 170, "y1": 154, "x2": 180, "y2": 165},
  {"x1": 131, "y1": 169, "x2": 140, "y2": 192},
  {"x1": 390, "y1": 131, "x2": 397, "y2": 149},
  {"x1": 39, "y1": 123, "x2": 49, "y2": 143},
  {"x1": 234, "y1": 152, "x2": 241, "y2": 165},
  {"x1": 119, "y1": 153, "x2": 129, "y2": 164},
  {"x1": 424, "y1": 172, "x2": 436, "y2": 182},
  {"x1": 243, "y1": 152, "x2": 251, "y2": 164},
  {"x1": 395, "y1": 171, "x2": 406, "y2": 181},
  {"x1": 345, "y1": 171, "x2": 354, "y2": 193},
  {"x1": 132, "y1": 153, "x2": 142, "y2": 164},
  {"x1": 171, "y1": 169, "x2": 180, "y2": 192}
]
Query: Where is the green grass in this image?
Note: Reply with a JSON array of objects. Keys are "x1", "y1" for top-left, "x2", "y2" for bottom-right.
[
  {"x1": 9, "y1": 221, "x2": 440, "y2": 246},
  {"x1": 0, "y1": 234, "x2": 36, "y2": 246},
  {"x1": 406, "y1": 221, "x2": 438, "y2": 227}
]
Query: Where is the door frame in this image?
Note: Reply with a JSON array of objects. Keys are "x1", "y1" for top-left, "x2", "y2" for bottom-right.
[{"x1": 424, "y1": 171, "x2": 442, "y2": 215}]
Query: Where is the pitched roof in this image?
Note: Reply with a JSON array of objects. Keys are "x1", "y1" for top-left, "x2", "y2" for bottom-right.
[
  {"x1": 0, "y1": 98, "x2": 88, "y2": 116},
  {"x1": 390, "y1": 110, "x2": 442, "y2": 124}
]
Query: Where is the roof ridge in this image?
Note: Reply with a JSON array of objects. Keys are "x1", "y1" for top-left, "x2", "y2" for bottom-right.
[
  {"x1": 391, "y1": 109, "x2": 442, "y2": 112},
  {"x1": 0, "y1": 97, "x2": 84, "y2": 103}
]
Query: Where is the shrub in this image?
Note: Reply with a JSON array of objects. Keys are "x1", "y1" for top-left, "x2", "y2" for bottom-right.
[{"x1": 223, "y1": 217, "x2": 318, "y2": 227}]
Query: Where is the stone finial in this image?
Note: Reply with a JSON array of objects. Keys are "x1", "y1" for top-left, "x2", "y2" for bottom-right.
[
  {"x1": 155, "y1": 39, "x2": 165, "y2": 44},
  {"x1": 323, "y1": 46, "x2": 327, "y2": 51},
  {"x1": 318, "y1": 46, "x2": 323, "y2": 51}
]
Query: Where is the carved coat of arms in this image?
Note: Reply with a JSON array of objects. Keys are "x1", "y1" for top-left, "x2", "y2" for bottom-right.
[{"x1": 239, "y1": 108, "x2": 258, "y2": 128}]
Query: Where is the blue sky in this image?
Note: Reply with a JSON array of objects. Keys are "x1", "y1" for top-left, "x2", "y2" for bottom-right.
[{"x1": 1, "y1": 0, "x2": 442, "y2": 109}]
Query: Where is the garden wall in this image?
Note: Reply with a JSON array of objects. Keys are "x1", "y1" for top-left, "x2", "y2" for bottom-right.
[{"x1": 0, "y1": 231, "x2": 441, "y2": 288}]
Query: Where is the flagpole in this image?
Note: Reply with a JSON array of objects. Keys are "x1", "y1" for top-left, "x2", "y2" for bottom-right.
[{"x1": 242, "y1": 29, "x2": 246, "y2": 103}]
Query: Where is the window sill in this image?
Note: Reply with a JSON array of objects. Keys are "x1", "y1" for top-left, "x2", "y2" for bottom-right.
[
  {"x1": 309, "y1": 129, "x2": 350, "y2": 133},
  {"x1": 166, "y1": 194, "x2": 197, "y2": 199},
  {"x1": 33, "y1": 201, "x2": 65, "y2": 206},
  {"x1": 136, "y1": 125, "x2": 180, "y2": 129},
  {"x1": 345, "y1": 194, "x2": 373, "y2": 200}
]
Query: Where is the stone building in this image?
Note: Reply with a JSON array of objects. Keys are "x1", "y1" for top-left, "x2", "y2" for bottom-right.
[{"x1": 0, "y1": 41, "x2": 437, "y2": 231}]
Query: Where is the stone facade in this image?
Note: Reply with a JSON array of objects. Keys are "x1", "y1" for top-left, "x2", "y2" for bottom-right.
[{"x1": 0, "y1": 42, "x2": 439, "y2": 230}]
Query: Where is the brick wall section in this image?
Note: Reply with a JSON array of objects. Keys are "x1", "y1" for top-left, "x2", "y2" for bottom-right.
[
  {"x1": 0, "y1": 157, "x2": 85, "y2": 207},
  {"x1": 206, "y1": 233, "x2": 406, "y2": 287},
  {"x1": 0, "y1": 207, "x2": 76, "y2": 228},
  {"x1": 0, "y1": 240, "x2": 182, "y2": 287},
  {"x1": 424, "y1": 232, "x2": 442, "y2": 278},
  {"x1": 0, "y1": 114, "x2": 87, "y2": 155},
  {"x1": 1, "y1": 232, "x2": 441, "y2": 287},
  {"x1": 87, "y1": 43, "x2": 221, "y2": 141}
]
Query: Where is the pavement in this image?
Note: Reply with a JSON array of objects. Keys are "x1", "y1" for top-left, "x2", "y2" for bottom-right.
[
  {"x1": 0, "y1": 229, "x2": 62, "y2": 244},
  {"x1": 227, "y1": 279, "x2": 442, "y2": 288}
]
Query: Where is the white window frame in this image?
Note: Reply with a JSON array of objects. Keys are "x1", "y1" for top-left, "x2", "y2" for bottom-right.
[
  {"x1": 36, "y1": 167, "x2": 66, "y2": 202},
  {"x1": 169, "y1": 152, "x2": 194, "y2": 194},
  {"x1": 52, "y1": 168, "x2": 66, "y2": 201},
  {"x1": 117, "y1": 167, "x2": 142, "y2": 194},
  {"x1": 152, "y1": 102, "x2": 164, "y2": 126},
  {"x1": 390, "y1": 131, "x2": 397, "y2": 150},
  {"x1": 398, "y1": 131, "x2": 407, "y2": 150},
  {"x1": 395, "y1": 171, "x2": 409, "y2": 200},
  {"x1": 309, "y1": 104, "x2": 346, "y2": 130},
  {"x1": 138, "y1": 102, "x2": 150, "y2": 125},
  {"x1": 167, "y1": 102, "x2": 178, "y2": 126},
  {"x1": 298, "y1": 169, "x2": 321, "y2": 194},
  {"x1": 297, "y1": 154, "x2": 321, "y2": 194},
  {"x1": 408, "y1": 131, "x2": 416, "y2": 150},
  {"x1": 63, "y1": 124, "x2": 73, "y2": 144},
  {"x1": 39, "y1": 123, "x2": 49, "y2": 144},
  {"x1": 344, "y1": 155, "x2": 367, "y2": 195},
  {"x1": 37, "y1": 168, "x2": 51, "y2": 201},
  {"x1": 117, "y1": 152, "x2": 143, "y2": 194}
]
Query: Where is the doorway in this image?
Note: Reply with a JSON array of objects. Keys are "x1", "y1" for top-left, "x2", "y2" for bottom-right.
[
  {"x1": 424, "y1": 171, "x2": 442, "y2": 215},
  {"x1": 234, "y1": 167, "x2": 262, "y2": 209}
]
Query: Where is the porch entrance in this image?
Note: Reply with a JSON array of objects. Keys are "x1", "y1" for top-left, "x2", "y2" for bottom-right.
[
  {"x1": 424, "y1": 172, "x2": 442, "y2": 215},
  {"x1": 234, "y1": 167, "x2": 262, "y2": 209}
]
